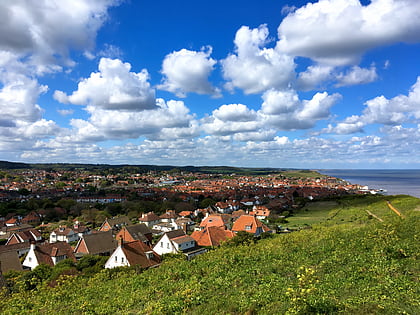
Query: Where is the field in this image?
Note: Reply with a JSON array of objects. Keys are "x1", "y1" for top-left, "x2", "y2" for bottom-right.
[{"x1": 1, "y1": 195, "x2": 419, "y2": 314}]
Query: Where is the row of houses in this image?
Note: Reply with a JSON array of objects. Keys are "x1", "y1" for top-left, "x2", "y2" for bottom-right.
[{"x1": 1, "y1": 209, "x2": 271, "y2": 278}]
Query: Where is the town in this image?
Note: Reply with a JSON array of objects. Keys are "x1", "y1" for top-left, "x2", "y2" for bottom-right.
[{"x1": 0, "y1": 165, "x2": 369, "y2": 281}]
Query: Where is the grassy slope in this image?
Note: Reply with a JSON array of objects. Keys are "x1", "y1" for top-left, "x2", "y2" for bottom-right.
[{"x1": 1, "y1": 195, "x2": 419, "y2": 314}]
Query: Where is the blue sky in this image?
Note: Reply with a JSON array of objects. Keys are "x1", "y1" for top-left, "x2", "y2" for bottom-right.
[{"x1": 1, "y1": 0, "x2": 420, "y2": 169}]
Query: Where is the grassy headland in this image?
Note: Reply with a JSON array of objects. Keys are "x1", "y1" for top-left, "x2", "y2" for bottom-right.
[{"x1": 1, "y1": 195, "x2": 419, "y2": 314}]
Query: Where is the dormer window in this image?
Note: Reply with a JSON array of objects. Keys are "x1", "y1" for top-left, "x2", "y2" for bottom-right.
[{"x1": 245, "y1": 225, "x2": 251, "y2": 230}]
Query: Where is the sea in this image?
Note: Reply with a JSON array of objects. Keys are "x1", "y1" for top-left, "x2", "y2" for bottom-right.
[{"x1": 318, "y1": 169, "x2": 420, "y2": 198}]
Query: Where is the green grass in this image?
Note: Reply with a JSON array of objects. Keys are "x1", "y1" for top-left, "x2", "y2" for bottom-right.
[
  {"x1": 1, "y1": 195, "x2": 419, "y2": 314},
  {"x1": 280, "y1": 170, "x2": 324, "y2": 178}
]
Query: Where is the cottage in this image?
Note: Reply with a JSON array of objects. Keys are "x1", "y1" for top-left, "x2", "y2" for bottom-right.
[
  {"x1": 99, "y1": 216, "x2": 130, "y2": 234},
  {"x1": 50, "y1": 226, "x2": 79, "y2": 243},
  {"x1": 105, "y1": 240, "x2": 160, "y2": 269},
  {"x1": 138, "y1": 212, "x2": 161, "y2": 228},
  {"x1": 23, "y1": 242, "x2": 76, "y2": 270},
  {"x1": 6, "y1": 228, "x2": 42, "y2": 245},
  {"x1": 74, "y1": 230, "x2": 117, "y2": 257},
  {"x1": 153, "y1": 230, "x2": 206, "y2": 260},
  {"x1": 231, "y1": 215, "x2": 271, "y2": 237},
  {"x1": 191, "y1": 226, "x2": 235, "y2": 247},
  {"x1": 115, "y1": 224, "x2": 153, "y2": 246}
]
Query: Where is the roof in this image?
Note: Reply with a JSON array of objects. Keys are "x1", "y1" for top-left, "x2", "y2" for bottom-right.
[
  {"x1": 231, "y1": 215, "x2": 271, "y2": 234},
  {"x1": 191, "y1": 226, "x2": 235, "y2": 247},
  {"x1": 164, "y1": 229, "x2": 186, "y2": 240},
  {"x1": 52, "y1": 226, "x2": 75, "y2": 236},
  {"x1": 119, "y1": 224, "x2": 152, "y2": 242},
  {"x1": 160, "y1": 210, "x2": 178, "y2": 220},
  {"x1": 76, "y1": 231, "x2": 117, "y2": 255},
  {"x1": 103, "y1": 216, "x2": 130, "y2": 229},
  {"x1": 199, "y1": 214, "x2": 231, "y2": 228},
  {"x1": 0, "y1": 250, "x2": 23, "y2": 273},
  {"x1": 139, "y1": 212, "x2": 160, "y2": 222},
  {"x1": 171, "y1": 235, "x2": 195, "y2": 245},
  {"x1": 121, "y1": 241, "x2": 160, "y2": 268},
  {"x1": 33, "y1": 242, "x2": 76, "y2": 266},
  {"x1": 7, "y1": 228, "x2": 42, "y2": 244}
]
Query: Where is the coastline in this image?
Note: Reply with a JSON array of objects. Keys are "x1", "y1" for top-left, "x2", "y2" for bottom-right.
[{"x1": 318, "y1": 169, "x2": 420, "y2": 199}]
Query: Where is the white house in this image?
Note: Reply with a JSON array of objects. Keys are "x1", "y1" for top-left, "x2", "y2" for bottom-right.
[
  {"x1": 153, "y1": 229, "x2": 206, "y2": 260},
  {"x1": 22, "y1": 242, "x2": 76, "y2": 270},
  {"x1": 49, "y1": 226, "x2": 79, "y2": 243},
  {"x1": 104, "y1": 240, "x2": 160, "y2": 269}
]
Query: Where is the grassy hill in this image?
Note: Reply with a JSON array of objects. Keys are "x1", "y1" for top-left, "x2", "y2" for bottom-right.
[{"x1": 1, "y1": 195, "x2": 419, "y2": 314}]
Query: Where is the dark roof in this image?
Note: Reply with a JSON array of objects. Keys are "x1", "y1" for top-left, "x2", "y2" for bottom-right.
[
  {"x1": 107, "y1": 216, "x2": 130, "y2": 227},
  {"x1": 76, "y1": 231, "x2": 117, "y2": 255},
  {"x1": 165, "y1": 229, "x2": 186, "y2": 240},
  {"x1": 33, "y1": 242, "x2": 76, "y2": 266},
  {"x1": 0, "y1": 250, "x2": 23, "y2": 273},
  {"x1": 121, "y1": 241, "x2": 160, "y2": 268},
  {"x1": 139, "y1": 212, "x2": 160, "y2": 222},
  {"x1": 123, "y1": 224, "x2": 152, "y2": 242}
]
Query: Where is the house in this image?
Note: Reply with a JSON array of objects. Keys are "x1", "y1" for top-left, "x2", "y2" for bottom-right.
[
  {"x1": 99, "y1": 216, "x2": 130, "y2": 234},
  {"x1": 198, "y1": 214, "x2": 231, "y2": 230},
  {"x1": 231, "y1": 215, "x2": 271, "y2": 237},
  {"x1": 104, "y1": 240, "x2": 160, "y2": 269},
  {"x1": 191, "y1": 226, "x2": 235, "y2": 247},
  {"x1": 249, "y1": 206, "x2": 271, "y2": 220},
  {"x1": 174, "y1": 217, "x2": 195, "y2": 232},
  {"x1": 6, "y1": 228, "x2": 42, "y2": 245},
  {"x1": 0, "y1": 250, "x2": 23, "y2": 273},
  {"x1": 0, "y1": 242, "x2": 32, "y2": 258},
  {"x1": 115, "y1": 224, "x2": 153, "y2": 246},
  {"x1": 49, "y1": 226, "x2": 79, "y2": 243},
  {"x1": 72, "y1": 221, "x2": 90, "y2": 238},
  {"x1": 74, "y1": 231, "x2": 117, "y2": 258},
  {"x1": 159, "y1": 210, "x2": 178, "y2": 223},
  {"x1": 23, "y1": 242, "x2": 76, "y2": 270},
  {"x1": 21, "y1": 211, "x2": 42, "y2": 226},
  {"x1": 153, "y1": 230, "x2": 206, "y2": 260},
  {"x1": 138, "y1": 212, "x2": 161, "y2": 228}
]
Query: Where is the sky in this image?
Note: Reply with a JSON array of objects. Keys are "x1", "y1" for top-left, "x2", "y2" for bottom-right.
[{"x1": 1, "y1": 0, "x2": 420, "y2": 169}]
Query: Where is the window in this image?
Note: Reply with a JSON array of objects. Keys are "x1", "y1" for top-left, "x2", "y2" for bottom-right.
[
  {"x1": 245, "y1": 225, "x2": 251, "y2": 230},
  {"x1": 167, "y1": 243, "x2": 170, "y2": 249},
  {"x1": 28, "y1": 257, "x2": 32, "y2": 262},
  {"x1": 121, "y1": 257, "x2": 124, "y2": 263},
  {"x1": 115, "y1": 256, "x2": 117, "y2": 262},
  {"x1": 161, "y1": 242, "x2": 163, "y2": 247}
]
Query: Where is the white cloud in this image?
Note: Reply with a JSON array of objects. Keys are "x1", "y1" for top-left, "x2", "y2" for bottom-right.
[
  {"x1": 57, "y1": 109, "x2": 74, "y2": 116},
  {"x1": 296, "y1": 65, "x2": 334, "y2": 91},
  {"x1": 320, "y1": 76, "x2": 420, "y2": 135},
  {"x1": 277, "y1": 0, "x2": 420, "y2": 65},
  {"x1": 54, "y1": 58, "x2": 156, "y2": 110},
  {"x1": 0, "y1": 78, "x2": 47, "y2": 122},
  {"x1": 0, "y1": 0, "x2": 119, "y2": 73},
  {"x1": 260, "y1": 89, "x2": 341, "y2": 130},
  {"x1": 159, "y1": 47, "x2": 220, "y2": 97},
  {"x1": 212, "y1": 104, "x2": 256, "y2": 122},
  {"x1": 335, "y1": 66, "x2": 378, "y2": 87},
  {"x1": 222, "y1": 25, "x2": 295, "y2": 94}
]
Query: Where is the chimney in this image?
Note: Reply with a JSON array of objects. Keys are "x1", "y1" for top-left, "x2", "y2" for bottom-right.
[{"x1": 118, "y1": 236, "x2": 124, "y2": 248}]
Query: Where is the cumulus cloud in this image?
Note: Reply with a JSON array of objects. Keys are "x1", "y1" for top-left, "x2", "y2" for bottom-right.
[
  {"x1": 54, "y1": 58, "x2": 156, "y2": 110},
  {"x1": 0, "y1": 78, "x2": 47, "y2": 122},
  {"x1": 335, "y1": 66, "x2": 378, "y2": 87},
  {"x1": 159, "y1": 47, "x2": 220, "y2": 97},
  {"x1": 60, "y1": 98, "x2": 194, "y2": 142},
  {"x1": 0, "y1": 0, "x2": 119, "y2": 73},
  {"x1": 277, "y1": 0, "x2": 420, "y2": 65},
  {"x1": 260, "y1": 89, "x2": 341, "y2": 130},
  {"x1": 321, "y1": 76, "x2": 420, "y2": 134},
  {"x1": 296, "y1": 65, "x2": 334, "y2": 91},
  {"x1": 222, "y1": 25, "x2": 295, "y2": 94}
]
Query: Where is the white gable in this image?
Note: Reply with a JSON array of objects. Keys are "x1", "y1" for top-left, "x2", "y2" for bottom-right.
[{"x1": 104, "y1": 246, "x2": 130, "y2": 269}]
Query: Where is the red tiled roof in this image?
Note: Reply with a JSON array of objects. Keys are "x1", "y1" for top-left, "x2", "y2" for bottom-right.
[
  {"x1": 231, "y1": 215, "x2": 270, "y2": 234},
  {"x1": 191, "y1": 226, "x2": 235, "y2": 247}
]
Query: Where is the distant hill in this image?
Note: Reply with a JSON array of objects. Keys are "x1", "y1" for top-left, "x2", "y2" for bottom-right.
[{"x1": 0, "y1": 160, "x2": 298, "y2": 175}]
